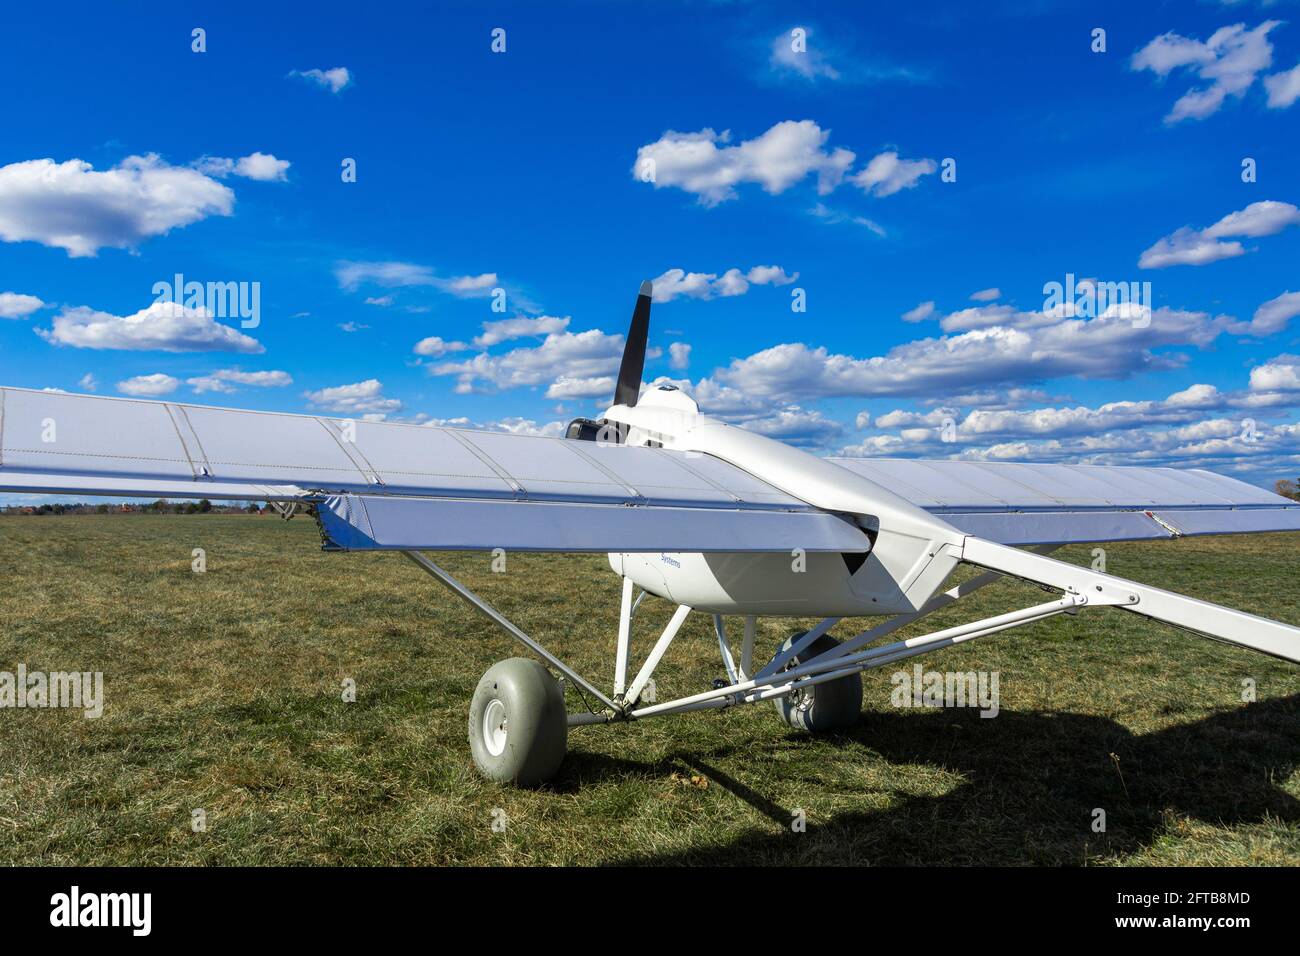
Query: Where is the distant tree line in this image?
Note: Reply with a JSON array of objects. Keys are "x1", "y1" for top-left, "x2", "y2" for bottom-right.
[
  {"x1": 2, "y1": 500, "x2": 267, "y2": 516},
  {"x1": 1276, "y1": 479, "x2": 1300, "y2": 502}
]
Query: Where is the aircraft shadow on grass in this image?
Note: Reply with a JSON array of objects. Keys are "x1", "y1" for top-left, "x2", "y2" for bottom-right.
[{"x1": 591, "y1": 694, "x2": 1300, "y2": 866}]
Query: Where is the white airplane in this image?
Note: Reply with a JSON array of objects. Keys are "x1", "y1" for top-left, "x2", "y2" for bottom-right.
[{"x1": 2, "y1": 280, "x2": 1298, "y2": 786}]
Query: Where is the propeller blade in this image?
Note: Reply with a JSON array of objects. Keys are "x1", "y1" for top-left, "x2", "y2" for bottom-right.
[{"x1": 614, "y1": 280, "x2": 653, "y2": 408}]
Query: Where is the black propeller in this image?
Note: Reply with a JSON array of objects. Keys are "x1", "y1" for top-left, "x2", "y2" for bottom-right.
[{"x1": 613, "y1": 279, "x2": 652, "y2": 407}]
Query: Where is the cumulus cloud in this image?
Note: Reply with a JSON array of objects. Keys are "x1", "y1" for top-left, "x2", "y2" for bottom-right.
[
  {"x1": 412, "y1": 336, "x2": 469, "y2": 357},
  {"x1": 1249, "y1": 354, "x2": 1300, "y2": 392},
  {"x1": 0, "y1": 154, "x2": 233, "y2": 257},
  {"x1": 668, "y1": 342, "x2": 692, "y2": 370},
  {"x1": 421, "y1": 416, "x2": 567, "y2": 439},
  {"x1": 849, "y1": 150, "x2": 937, "y2": 197},
  {"x1": 186, "y1": 369, "x2": 293, "y2": 394},
  {"x1": 36, "y1": 300, "x2": 263, "y2": 353},
  {"x1": 117, "y1": 373, "x2": 180, "y2": 397},
  {"x1": 633, "y1": 121, "x2": 855, "y2": 205},
  {"x1": 288, "y1": 67, "x2": 352, "y2": 93},
  {"x1": 742, "y1": 406, "x2": 844, "y2": 446},
  {"x1": 473, "y1": 315, "x2": 570, "y2": 347},
  {"x1": 969, "y1": 287, "x2": 1000, "y2": 302},
  {"x1": 0, "y1": 291, "x2": 45, "y2": 319},
  {"x1": 651, "y1": 265, "x2": 798, "y2": 302},
  {"x1": 1131, "y1": 21, "x2": 1280, "y2": 123},
  {"x1": 304, "y1": 379, "x2": 401, "y2": 416},
  {"x1": 195, "y1": 152, "x2": 290, "y2": 182},
  {"x1": 545, "y1": 376, "x2": 616, "y2": 400},
  {"x1": 707, "y1": 306, "x2": 1222, "y2": 402},
  {"x1": 1138, "y1": 200, "x2": 1300, "y2": 268},
  {"x1": 77, "y1": 373, "x2": 98, "y2": 392},
  {"x1": 431, "y1": 329, "x2": 625, "y2": 394}
]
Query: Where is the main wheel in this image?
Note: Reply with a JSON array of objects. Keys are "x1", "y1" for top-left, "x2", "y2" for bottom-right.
[
  {"x1": 468, "y1": 658, "x2": 568, "y2": 786},
  {"x1": 772, "y1": 632, "x2": 862, "y2": 732}
]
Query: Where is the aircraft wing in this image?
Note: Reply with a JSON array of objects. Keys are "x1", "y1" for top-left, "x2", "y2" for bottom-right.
[
  {"x1": 828, "y1": 457, "x2": 1300, "y2": 545},
  {"x1": 0, "y1": 387, "x2": 869, "y2": 553}
]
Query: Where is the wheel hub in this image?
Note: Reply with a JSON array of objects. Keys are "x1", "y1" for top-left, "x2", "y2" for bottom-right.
[{"x1": 483, "y1": 699, "x2": 508, "y2": 757}]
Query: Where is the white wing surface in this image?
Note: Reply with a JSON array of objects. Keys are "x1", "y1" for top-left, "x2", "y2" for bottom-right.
[
  {"x1": 0, "y1": 387, "x2": 869, "y2": 553},
  {"x1": 828, "y1": 457, "x2": 1300, "y2": 545}
]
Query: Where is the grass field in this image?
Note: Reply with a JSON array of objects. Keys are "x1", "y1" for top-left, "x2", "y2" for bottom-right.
[{"x1": 0, "y1": 513, "x2": 1297, "y2": 866}]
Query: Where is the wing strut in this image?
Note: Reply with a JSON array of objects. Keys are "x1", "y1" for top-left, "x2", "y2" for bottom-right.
[{"x1": 961, "y1": 536, "x2": 1300, "y2": 662}]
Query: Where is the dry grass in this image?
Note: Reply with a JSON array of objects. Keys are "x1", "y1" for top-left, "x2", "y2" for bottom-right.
[{"x1": 0, "y1": 514, "x2": 1297, "y2": 865}]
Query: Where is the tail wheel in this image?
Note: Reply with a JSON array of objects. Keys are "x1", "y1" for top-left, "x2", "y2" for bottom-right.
[
  {"x1": 772, "y1": 632, "x2": 862, "y2": 732},
  {"x1": 468, "y1": 658, "x2": 568, "y2": 786}
]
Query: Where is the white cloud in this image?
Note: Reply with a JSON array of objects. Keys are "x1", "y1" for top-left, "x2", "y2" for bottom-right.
[
  {"x1": 809, "y1": 202, "x2": 886, "y2": 235},
  {"x1": 1264, "y1": 62, "x2": 1300, "y2": 108},
  {"x1": 77, "y1": 373, "x2": 98, "y2": 392},
  {"x1": 1249, "y1": 354, "x2": 1300, "y2": 392},
  {"x1": 195, "y1": 152, "x2": 290, "y2": 182},
  {"x1": 117, "y1": 373, "x2": 180, "y2": 397},
  {"x1": 336, "y1": 260, "x2": 434, "y2": 290},
  {"x1": 969, "y1": 287, "x2": 1000, "y2": 302},
  {"x1": 437, "y1": 273, "x2": 498, "y2": 297},
  {"x1": 288, "y1": 67, "x2": 352, "y2": 94},
  {"x1": 304, "y1": 379, "x2": 401, "y2": 415},
  {"x1": 338, "y1": 321, "x2": 368, "y2": 333},
  {"x1": 0, "y1": 291, "x2": 44, "y2": 319},
  {"x1": 417, "y1": 415, "x2": 567, "y2": 439},
  {"x1": 742, "y1": 406, "x2": 844, "y2": 446},
  {"x1": 186, "y1": 369, "x2": 293, "y2": 394},
  {"x1": 1232, "y1": 291, "x2": 1300, "y2": 337},
  {"x1": 634, "y1": 121, "x2": 855, "y2": 206},
  {"x1": 545, "y1": 376, "x2": 616, "y2": 400},
  {"x1": 473, "y1": 315, "x2": 569, "y2": 347},
  {"x1": 769, "y1": 27, "x2": 840, "y2": 80},
  {"x1": 0, "y1": 154, "x2": 233, "y2": 257},
  {"x1": 850, "y1": 150, "x2": 937, "y2": 197},
  {"x1": 745, "y1": 265, "x2": 799, "y2": 286},
  {"x1": 708, "y1": 306, "x2": 1223, "y2": 401},
  {"x1": 1139, "y1": 200, "x2": 1300, "y2": 268},
  {"x1": 651, "y1": 265, "x2": 798, "y2": 302},
  {"x1": 1131, "y1": 21, "x2": 1281, "y2": 123},
  {"x1": 364, "y1": 295, "x2": 394, "y2": 306},
  {"x1": 431, "y1": 329, "x2": 624, "y2": 394},
  {"x1": 412, "y1": 336, "x2": 469, "y2": 357},
  {"x1": 1138, "y1": 228, "x2": 1245, "y2": 268},
  {"x1": 901, "y1": 300, "x2": 936, "y2": 323},
  {"x1": 36, "y1": 300, "x2": 263, "y2": 353},
  {"x1": 669, "y1": 342, "x2": 692, "y2": 370},
  {"x1": 939, "y1": 303, "x2": 1046, "y2": 332},
  {"x1": 335, "y1": 260, "x2": 499, "y2": 298}
]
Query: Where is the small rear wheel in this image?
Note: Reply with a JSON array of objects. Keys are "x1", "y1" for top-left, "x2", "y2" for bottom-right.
[
  {"x1": 468, "y1": 658, "x2": 568, "y2": 786},
  {"x1": 772, "y1": 632, "x2": 862, "y2": 732}
]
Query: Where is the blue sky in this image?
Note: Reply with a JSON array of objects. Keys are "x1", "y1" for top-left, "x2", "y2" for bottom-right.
[{"x1": 1, "y1": 0, "x2": 1298, "y2": 501}]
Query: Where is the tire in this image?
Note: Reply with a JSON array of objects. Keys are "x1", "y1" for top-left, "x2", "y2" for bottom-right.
[
  {"x1": 772, "y1": 632, "x2": 862, "y2": 732},
  {"x1": 468, "y1": 658, "x2": 568, "y2": 786}
]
